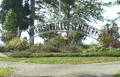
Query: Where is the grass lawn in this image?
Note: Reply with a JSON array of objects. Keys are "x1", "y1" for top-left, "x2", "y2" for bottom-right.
[
  {"x1": 115, "y1": 71, "x2": 120, "y2": 77},
  {"x1": 0, "y1": 67, "x2": 15, "y2": 77},
  {"x1": 0, "y1": 57, "x2": 120, "y2": 64}
]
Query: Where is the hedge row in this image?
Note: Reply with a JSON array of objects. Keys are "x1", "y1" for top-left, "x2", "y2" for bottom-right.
[{"x1": 10, "y1": 51, "x2": 120, "y2": 58}]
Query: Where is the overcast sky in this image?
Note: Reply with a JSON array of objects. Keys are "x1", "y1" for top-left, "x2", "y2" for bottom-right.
[{"x1": 0, "y1": 0, "x2": 120, "y2": 44}]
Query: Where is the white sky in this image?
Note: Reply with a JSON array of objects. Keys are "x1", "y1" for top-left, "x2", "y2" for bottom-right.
[{"x1": 0, "y1": 0, "x2": 120, "y2": 45}]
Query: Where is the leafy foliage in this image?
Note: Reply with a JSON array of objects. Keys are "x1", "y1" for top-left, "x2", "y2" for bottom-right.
[
  {"x1": 0, "y1": 46, "x2": 9, "y2": 52},
  {"x1": 27, "y1": 43, "x2": 43, "y2": 53},
  {"x1": 10, "y1": 51, "x2": 120, "y2": 58},
  {"x1": 83, "y1": 44, "x2": 120, "y2": 52},
  {"x1": 59, "y1": 44, "x2": 83, "y2": 53},
  {"x1": 83, "y1": 44, "x2": 99, "y2": 52},
  {"x1": 36, "y1": 0, "x2": 104, "y2": 45},
  {"x1": 10, "y1": 51, "x2": 32, "y2": 58},
  {"x1": 1, "y1": 32, "x2": 16, "y2": 43},
  {"x1": 5, "y1": 37, "x2": 28, "y2": 51},
  {"x1": 0, "y1": 0, "x2": 32, "y2": 44},
  {"x1": 2, "y1": 9, "x2": 18, "y2": 33},
  {"x1": 43, "y1": 34, "x2": 71, "y2": 48},
  {"x1": 38, "y1": 0, "x2": 104, "y2": 22},
  {"x1": 41, "y1": 45, "x2": 60, "y2": 53},
  {"x1": 0, "y1": 0, "x2": 31, "y2": 33},
  {"x1": 8, "y1": 43, "x2": 120, "y2": 58},
  {"x1": 98, "y1": 23, "x2": 120, "y2": 48}
]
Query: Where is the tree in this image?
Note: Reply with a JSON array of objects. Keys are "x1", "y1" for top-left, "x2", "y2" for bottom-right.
[
  {"x1": 28, "y1": 0, "x2": 44, "y2": 45},
  {"x1": 98, "y1": 23, "x2": 120, "y2": 48},
  {"x1": 0, "y1": 0, "x2": 31, "y2": 43},
  {"x1": 0, "y1": 0, "x2": 31, "y2": 38},
  {"x1": 37, "y1": 0, "x2": 104, "y2": 22},
  {"x1": 36, "y1": 0, "x2": 104, "y2": 45},
  {"x1": 29, "y1": 0, "x2": 35, "y2": 45},
  {"x1": 0, "y1": 9, "x2": 18, "y2": 43},
  {"x1": 3, "y1": 9, "x2": 18, "y2": 32}
]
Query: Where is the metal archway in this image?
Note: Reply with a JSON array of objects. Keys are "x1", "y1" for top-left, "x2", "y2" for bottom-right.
[{"x1": 27, "y1": 20, "x2": 101, "y2": 41}]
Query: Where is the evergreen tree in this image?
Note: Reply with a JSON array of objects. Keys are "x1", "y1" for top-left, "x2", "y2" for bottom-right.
[
  {"x1": 1, "y1": 9, "x2": 18, "y2": 43},
  {"x1": 3, "y1": 9, "x2": 18, "y2": 33},
  {"x1": 0, "y1": 0, "x2": 31, "y2": 43},
  {"x1": 0, "y1": 0, "x2": 31, "y2": 33}
]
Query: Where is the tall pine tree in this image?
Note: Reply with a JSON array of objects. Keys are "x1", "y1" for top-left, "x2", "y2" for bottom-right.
[
  {"x1": 0, "y1": 0, "x2": 31, "y2": 34},
  {"x1": 0, "y1": 0, "x2": 31, "y2": 42}
]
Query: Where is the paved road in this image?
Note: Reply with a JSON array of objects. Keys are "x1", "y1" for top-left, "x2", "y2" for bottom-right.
[{"x1": 0, "y1": 61, "x2": 120, "y2": 77}]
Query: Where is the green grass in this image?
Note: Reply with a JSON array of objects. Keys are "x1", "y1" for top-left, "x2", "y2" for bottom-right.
[
  {"x1": 0, "y1": 67, "x2": 15, "y2": 77},
  {"x1": 0, "y1": 57, "x2": 120, "y2": 64},
  {"x1": 115, "y1": 71, "x2": 120, "y2": 77}
]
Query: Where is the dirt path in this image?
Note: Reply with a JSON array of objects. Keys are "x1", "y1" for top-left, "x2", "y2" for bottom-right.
[{"x1": 0, "y1": 61, "x2": 120, "y2": 77}]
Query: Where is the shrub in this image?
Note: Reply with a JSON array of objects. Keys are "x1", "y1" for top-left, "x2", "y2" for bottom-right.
[
  {"x1": 84, "y1": 45, "x2": 120, "y2": 53},
  {"x1": 23, "y1": 43, "x2": 44, "y2": 53},
  {"x1": 60, "y1": 44, "x2": 83, "y2": 53},
  {"x1": 98, "y1": 23, "x2": 120, "y2": 48},
  {"x1": 97, "y1": 47, "x2": 106, "y2": 52},
  {"x1": 0, "y1": 46, "x2": 9, "y2": 52},
  {"x1": 32, "y1": 43, "x2": 44, "y2": 48},
  {"x1": 44, "y1": 35, "x2": 71, "y2": 49},
  {"x1": 82, "y1": 44, "x2": 99, "y2": 52},
  {"x1": 10, "y1": 51, "x2": 32, "y2": 58},
  {"x1": 30, "y1": 53, "x2": 82, "y2": 57},
  {"x1": 28, "y1": 47, "x2": 41, "y2": 53},
  {"x1": 10, "y1": 51, "x2": 120, "y2": 58},
  {"x1": 5, "y1": 37, "x2": 29, "y2": 51},
  {"x1": 1, "y1": 32, "x2": 16, "y2": 43},
  {"x1": 41, "y1": 45, "x2": 60, "y2": 53},
  {"x1": 28, "y1": 44, "x2": 43, "y2": 53}
]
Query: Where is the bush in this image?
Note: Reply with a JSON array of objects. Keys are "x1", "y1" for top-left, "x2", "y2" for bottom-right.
[
  {"x1": 29, "y1": 53, "x2": 82, "y2": 57},
  {"x1": 83, "y1": 44, "x2": 119, "y2": 52},
  {"x1": 41, "y1": 45, "x2": 60, "y2": 53},
  {"x1": 10, "y1": 51, "x2": 32, "y2": 58},
  {"x1": 0, "y1": 46, "x2": 9, "y2": 52},
  {"x1": 60, "y1": 44, "x2": 83, "y2": 53},
  {"x1": 10, "y1": 51, "x2": 120, "y2": 58},
  {"x1": 81, "y1": 44, "x2": 99, "y2": 53},
  {"x1": 1, "y1": 32, "x2": 16, "y2": 43},
  {"x1": 28, "y1": 45, "x2": 42, "y2": 53},
  {"x1": 98, "y1": 23, "x2": 120, "y2": 48},
  {"x1": 21, "y1": 43, "x2": 44, "y2": 53},
  {"x1": 28, "y1": 47, "x2": 41, "y2": 53},
  {"x1": 5, "y1": 37, "x2": 29, "y2": 51}
]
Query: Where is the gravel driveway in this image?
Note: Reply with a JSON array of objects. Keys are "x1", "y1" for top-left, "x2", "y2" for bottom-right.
[{"x1": 0, "y1": 61, "x2": 120, "y2": 77}]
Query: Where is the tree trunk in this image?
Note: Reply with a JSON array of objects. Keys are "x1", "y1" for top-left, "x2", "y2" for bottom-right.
[{"x1": 30, "y1": 0, "x2": 35, "y2": 45}]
